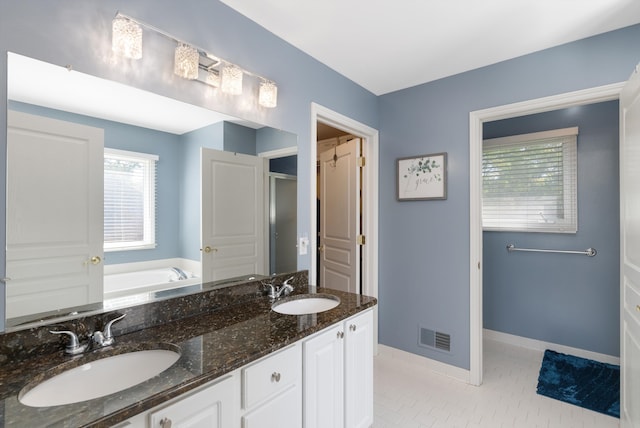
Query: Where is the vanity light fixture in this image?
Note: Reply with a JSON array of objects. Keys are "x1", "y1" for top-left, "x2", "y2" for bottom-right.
[
  {"x1": 112, "y1": 15, "x2": 142, "y2": 59},
  {"x1": 221, "y1": 64, "x2": 243, "y2": 95},
  {"x1": 258, "y1": 80, "x2": 278, "y2": 108},
  {"x1": 174, "y1": 43, "x2": 199, "y2": 80},
  {"x1": 111, "y1": 12, "x2": 278, "y2": 108},
  {"x1": 206, "y1": 69, "x2": 221, "y2": 87}
]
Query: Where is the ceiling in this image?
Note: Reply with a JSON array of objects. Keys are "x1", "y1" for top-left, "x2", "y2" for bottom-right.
[
  {"x1": 220, "y1": 0, "x2": 640, "y2": 95},
  {"x1": 8, "y1": 53, "x2": 255, "y2": 135}
]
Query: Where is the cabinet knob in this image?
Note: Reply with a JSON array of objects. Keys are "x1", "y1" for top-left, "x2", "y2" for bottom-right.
[
  {"x1": 337, "y1": 331, "x2": 344, "y2": 339},
  {"x1": 159, "y1": 417, "x2": 172, "y2": 428},
  {"x1": 350, "y1": 324, "x2": 357, "y2": 332},
  {"x1": 271, "y1": 372, "x2": 281, "y2": 382}
]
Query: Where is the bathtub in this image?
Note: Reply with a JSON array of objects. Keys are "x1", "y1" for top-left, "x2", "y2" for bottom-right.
[{"x1": 104, "y1": 261, "x2": 201, "y2": 299}]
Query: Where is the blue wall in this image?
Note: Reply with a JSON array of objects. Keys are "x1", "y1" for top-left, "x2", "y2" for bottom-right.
[
  {"x1": 378, "y1": 25, "x2": 639, "y2": 369},
  {"x1": 223, "y1": 121, "x2": 257, "y2": 155},
  {"x1": 256, "y1": 126, "x2": 298, "y2": 154},
  {"x1": 483, "y1": 101, "x2": 620, "y2": 356}
]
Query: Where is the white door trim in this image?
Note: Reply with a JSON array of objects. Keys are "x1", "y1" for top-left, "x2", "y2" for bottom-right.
[
  {"x1": 310, "y1": 102, "x2": 379, "y2": 346},
  {"x1": 468, "y1": 82, "x2": 625, "y2": 386}
]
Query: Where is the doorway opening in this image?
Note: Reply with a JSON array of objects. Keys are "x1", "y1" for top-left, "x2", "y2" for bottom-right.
[
  {"x1": 310, "y1": 103, "x2": 379, "y2": 344},
  {"x1": 468, "y1": 82, "x2": 624, "y2": 386}
]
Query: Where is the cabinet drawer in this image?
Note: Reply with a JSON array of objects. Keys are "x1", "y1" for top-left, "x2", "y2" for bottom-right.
[{"x1": 242, "y1": 344, "x2": 301, "y2": 409}]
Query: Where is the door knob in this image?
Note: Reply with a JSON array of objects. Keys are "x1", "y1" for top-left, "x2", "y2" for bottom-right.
[
  {"x1": 201, "y1": 246, "x2": 217, "y2": 253},
  {"x1": 318, "y1": 245, "x2": 325, "y2": 253},
  {"x1": 84, "y1": 256, "x2": 101, "y2": 266}
]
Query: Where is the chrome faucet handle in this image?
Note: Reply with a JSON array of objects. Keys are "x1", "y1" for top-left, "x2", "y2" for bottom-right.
[
  {"x1": 283, "y1": 277, "x2": 294, "y2": 287},
  {"x1": 50, "y1": 330, "x2": 89, "y2": 355},
  {"x1": 102, "y1": 313, "x2": 126, "y2": 344},
  {"x1": 264, "y1": 283, "x2": 277, "y2": 299}
]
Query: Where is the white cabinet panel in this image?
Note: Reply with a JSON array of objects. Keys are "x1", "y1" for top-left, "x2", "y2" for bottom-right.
[
  {"x1": 345, "y1": 310, "x2": 374, "y2": 428},
  {"x1": 149, "y1": 374, "x2": 239, "y2": 428},
  {"x1": 303, "y1": 309, "x2": 374, "y2": 428},
  {"x1": 303, "y1": 324, "x2": 344, "y2": 428},
  {"x1": 241, "y1": 385, "x2": 301, "y2": 428}
]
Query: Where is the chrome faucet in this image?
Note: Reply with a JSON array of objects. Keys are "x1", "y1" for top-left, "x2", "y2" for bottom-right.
[
  {"x1": 50, "y1": 313, "x2": 126, "y2": 355},
  {"x1": 92, "y1": 313, "x2": 126, "y2": 347},
  {"x1": 170, "y1": 267, "x2": 189, "y2": 280},
  {"x1": 264, "y1": 277, "x2": 295, "y2": 299},
  {"x1": 49, "y1": 330, "x2": 89, "y2": 355}
]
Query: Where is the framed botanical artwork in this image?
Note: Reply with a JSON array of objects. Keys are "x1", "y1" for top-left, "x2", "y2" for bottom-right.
[{"x1": 397, "y1": 152, "x2": 447, "y2": 201}]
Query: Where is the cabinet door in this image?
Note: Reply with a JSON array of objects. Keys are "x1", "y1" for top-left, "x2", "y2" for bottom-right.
[
  {"x1": 241, "y1": 384, "x2": 301, "y2": 428},
  {"x1": 149, "y1": 374, "x2": 239, "y2": 428},
  {"x1": 303, "y1": 324, "x2": 344, "y2": 428},
  {"x1": 344, "y1": 310, "x2": 374, "y2": 428}
]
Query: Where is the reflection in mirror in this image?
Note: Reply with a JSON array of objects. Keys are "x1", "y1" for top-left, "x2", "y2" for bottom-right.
[{"x1": 5, "y1": 53, "x2": 297, "y2": 329}]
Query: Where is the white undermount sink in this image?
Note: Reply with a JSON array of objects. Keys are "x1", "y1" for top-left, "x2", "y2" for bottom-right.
[
  {"x1": 271, "y1": 294, "x2": 340, "y2": 315},
  {"x1": 19, "y1": 346, "x2": 181, "y2": 407}
]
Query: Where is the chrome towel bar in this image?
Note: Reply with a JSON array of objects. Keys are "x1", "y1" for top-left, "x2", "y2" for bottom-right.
[{"x1": 506, "y1": 244, "x2": 597, "y2": 257}]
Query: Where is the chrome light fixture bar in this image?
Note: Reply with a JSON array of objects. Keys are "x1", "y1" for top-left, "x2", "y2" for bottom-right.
[{"x1": 111, "y1": 12, "x2": 278, "y2": 108}]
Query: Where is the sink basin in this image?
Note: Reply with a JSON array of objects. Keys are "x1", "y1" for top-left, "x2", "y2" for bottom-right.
[
  {"x1": 272, "y1": 294, "x2": 340, "y2": 315},
  {"x1": 19, "y1": 345, "x2": 181, "y2": 407}
]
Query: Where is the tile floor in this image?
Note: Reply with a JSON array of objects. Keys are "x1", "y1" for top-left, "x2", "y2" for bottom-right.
[{"x1": 373, "y1": 339, "x2": 619, "y2": 428}]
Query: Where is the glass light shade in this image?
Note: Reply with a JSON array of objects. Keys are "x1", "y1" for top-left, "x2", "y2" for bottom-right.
[
  {"x1": 112, "y1": 17, "x2": 142, "y2": 59},
  {"x1": 258, "y1": 80, "x2": 278, "y2": 108},
  {"x1": 174, "y1": 44, "x2": 199, "y2": 80},
  {"x1": 206, "y1": 70, "x2": 220, "y2": 87},
  {"x1": 221, "y1": 65, "x2": 243, "y2": 95}
]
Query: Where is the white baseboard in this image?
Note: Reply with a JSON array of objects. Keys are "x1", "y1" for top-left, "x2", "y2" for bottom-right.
[
  {"x1": 377, "y1": 344, "x2": 470, "y2": 383},
  {"x1": 483, "y1": 329, "x2": 620, "y2": 365}
]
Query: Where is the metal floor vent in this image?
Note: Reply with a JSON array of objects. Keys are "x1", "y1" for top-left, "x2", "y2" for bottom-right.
[{"x1": 419, "y1": 326, "x2": 451, "y2": 352}]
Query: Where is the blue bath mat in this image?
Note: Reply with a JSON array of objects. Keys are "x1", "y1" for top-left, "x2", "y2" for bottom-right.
[{"x1": 536, "y1": 349, "x2": 619, "y2": 418}]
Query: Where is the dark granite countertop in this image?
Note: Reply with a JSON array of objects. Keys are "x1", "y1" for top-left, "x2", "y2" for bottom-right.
[{"x1": 0, "y1": 273, "x2": 376, "y2": 427}]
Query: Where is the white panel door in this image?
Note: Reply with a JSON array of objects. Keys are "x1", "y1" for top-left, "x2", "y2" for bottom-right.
[
  {"x1": 319, "y1": 138, "x2": 360, "y2": 293},
  {"x1": 201, "y1": 148, "x2": 266, "y2": 283},
  {"x1": 6, "y1": 111, "x2": 104, "y2": 320},
  {"x1": 621, "y1": 63, "x2": 640, "y2": 428},
  {"x1": 303, "y1": 324, "x2": 344, "y2": 428}
]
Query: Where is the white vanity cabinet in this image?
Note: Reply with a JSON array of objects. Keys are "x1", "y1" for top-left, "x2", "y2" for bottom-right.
[
  {"x1": 110, "y1": 309, "x2": 373, "y2": 428},
  {"x1": 241, "y1": 343, "x2": 302, "y2": 428},
  {"x1": 303, "y1": 309, "x2": 374, "y2": 428}
]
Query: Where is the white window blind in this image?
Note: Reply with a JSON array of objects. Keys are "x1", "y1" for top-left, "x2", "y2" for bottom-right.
[
  {"x1": 482, "y1": 127, "x2": 578, "y2": 233},
  {"x1": 104, "y1": 148, "x2": 158, "y2": 251}
]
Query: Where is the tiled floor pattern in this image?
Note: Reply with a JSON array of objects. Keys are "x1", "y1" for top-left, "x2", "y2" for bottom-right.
[{"x1": 373, "y1": 339, "x2": 619, "y2": 428}]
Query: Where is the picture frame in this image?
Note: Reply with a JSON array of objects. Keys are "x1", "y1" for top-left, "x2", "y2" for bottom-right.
[{"x1": 397, "y1": 152, "x2": 447, "y2": 201}]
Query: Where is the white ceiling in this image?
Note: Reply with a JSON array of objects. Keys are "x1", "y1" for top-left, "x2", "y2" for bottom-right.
[
  {"x1": 8, "y1": 53, "x2": 251, "y2": 135},
  {"x1": 220, "y1": 0, "x2": 640, "y2": 95}
]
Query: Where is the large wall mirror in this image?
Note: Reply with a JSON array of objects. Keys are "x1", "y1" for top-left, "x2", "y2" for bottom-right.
[{"x1": 5, "y1": 52, "x2": 298, "y2": 330}]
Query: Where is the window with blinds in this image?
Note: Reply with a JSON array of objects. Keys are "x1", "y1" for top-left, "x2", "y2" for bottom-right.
[
  {"x1": 482, "y1": 127, "x2": 578, "y2": 233},
  {"x1": 104, "y1": 148, "x2": 158, "y2": 251}
]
